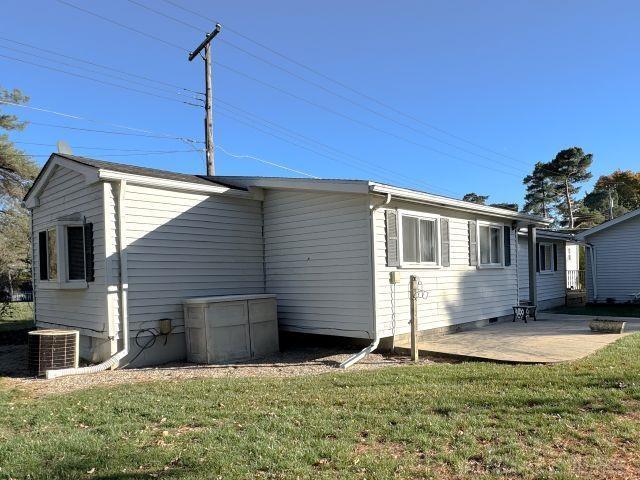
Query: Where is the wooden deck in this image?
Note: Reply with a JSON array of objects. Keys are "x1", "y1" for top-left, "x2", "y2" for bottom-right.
[{"x1": 395, "y1": 313, "x2": 640, "y2": 363}]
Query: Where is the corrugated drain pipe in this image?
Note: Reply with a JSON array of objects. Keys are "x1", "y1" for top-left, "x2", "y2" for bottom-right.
[
  {"x1": 46, "y1": 180, "x2": 129, "y2": 379},
  {"x1": 339, "y1": 193, "x2": 391, "y2": 369}
]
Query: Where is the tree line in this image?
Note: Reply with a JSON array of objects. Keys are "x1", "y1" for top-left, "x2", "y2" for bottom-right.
[{"x1": 464, "y1": 147, "x2": 640, "y2": 229}]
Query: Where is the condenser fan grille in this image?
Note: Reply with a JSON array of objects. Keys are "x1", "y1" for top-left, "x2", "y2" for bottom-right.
[{"x1": 28, "y1": 330, "x2": 79, "y2": 377}]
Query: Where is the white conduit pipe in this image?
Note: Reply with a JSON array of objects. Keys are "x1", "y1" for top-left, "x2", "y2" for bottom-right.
[
  {"x1": 340, "y1": 193, "x2": 391, "y2": 369},
  {"x1": 46, "y1": 180, "x2": 129, "y2": 379}
]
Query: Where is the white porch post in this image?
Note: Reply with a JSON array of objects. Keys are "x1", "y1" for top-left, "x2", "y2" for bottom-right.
[{"x1": 527, "y1": 224, "x2": 537, "y2": 305}]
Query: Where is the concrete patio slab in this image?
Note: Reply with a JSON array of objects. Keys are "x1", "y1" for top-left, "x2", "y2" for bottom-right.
[{"x1": 395, "y1": 313, "x2": 640, "y2": 363}]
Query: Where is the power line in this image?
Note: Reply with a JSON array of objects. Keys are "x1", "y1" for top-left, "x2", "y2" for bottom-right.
[
  {"x1": 56, "y1": 0, "x2": 525, "y2": 179},
  {"x1": 215, "y1": 61, "x2": 523, "y2": 178},
  {"x1": 0, "y1": 53, "x2": 202, "y2": 108},
  {"x1": 215, "y1": 100, "x2": 461, "y2": 195},
  {"x1": 215, "y1": 144, "x2": 318, "y2": 179},
  {"x1": 55, "y1": 0, "x2": 186, "y2": 52},
  {"x1": 124, "y1": 0, "x2": 526, "y2": 173},
  {"x1": 0, "y1": 100, "x2": 202, "y2": 143},
  {"x1": 0, "y1": 42, "x2": 202, "y2": 101},
  {"x1": 159, "y1": 0, "x2": 536, "y2": 167},
  {"x1": 0, "y1": 35, "x2": 203, "y2": 96},
  {"x1": 217, "y1": 108, "x2": 457, "y2": 195}
]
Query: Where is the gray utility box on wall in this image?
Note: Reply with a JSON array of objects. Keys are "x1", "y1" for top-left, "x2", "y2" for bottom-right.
[{"x1": 183, "y1": 294, "x2": 279, "y2": 363}]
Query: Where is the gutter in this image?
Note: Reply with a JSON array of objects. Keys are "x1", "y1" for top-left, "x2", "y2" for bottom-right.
[
  {"x1": 340, "y1": 193, "x2": 391, "y2": 368},
  {"x1": 46, "y1": 180, "x2": 130, "y2": 379}
]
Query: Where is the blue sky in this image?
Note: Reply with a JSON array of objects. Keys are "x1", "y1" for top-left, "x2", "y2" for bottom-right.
[{"x1": 2, "y1": 0, "x2": 639, "y2": 204}]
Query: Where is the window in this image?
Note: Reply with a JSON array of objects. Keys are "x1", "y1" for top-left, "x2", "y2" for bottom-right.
[
  {"x1": 539, "y1": 243, "x2": 554, "y2": 272},
  {"x1": 38, "y1": 229, "x2": 58, "y2": 281},
  {"x1": 400, "y1": 212, "x2": 439, "y2": 266},
  {"x1": 38, "y1": 220, "x2": 94, "y2": 287},
  {"x1": 478, "y1": 223, "x2": 503, "y2": 267}
]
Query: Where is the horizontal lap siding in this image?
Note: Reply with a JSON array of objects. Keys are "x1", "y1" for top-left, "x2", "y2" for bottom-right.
[
  {"x1": 517, "y1": 237, "x2": 566, "y2": 306},
  {"x1": 263, "y1": 190, "x2": 373, "y2": 338},
  {"x1": 586, "y1": 215, "x2": 640, "y2": 302},
  {"x1": 123, "y1": 184, "x2": 264, "y2": 334},
  {"x1": 374, "y1": 202, "x2": 518, "y2": 338},
  {"x1": 33, "y1": 166, "x2": 107, "y2": 337}
]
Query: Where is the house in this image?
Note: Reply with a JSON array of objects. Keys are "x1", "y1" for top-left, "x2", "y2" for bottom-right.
[
  {"x1": 25, "y1": 153, "x2": 552, "y2": 370},
  {"x1": 576, "y1": 208, "x2": 640, "y2": 303},
  {"x1": 516, "y1": 230, "x2": 579, "y2": 310}
]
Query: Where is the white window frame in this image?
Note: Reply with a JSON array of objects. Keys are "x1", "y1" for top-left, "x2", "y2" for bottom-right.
[
  {"x1": 397, "y1": 210, "x2": 441, "y2": 268},
  {"x1": 37, "y1": 220, "x2": 88, "y2": 290},
  {"x1": 477, "y1": 221, "x2": 504, "y2": 268},
  {"x1": 538, "y1": 242, "x2": 555, "y2": 274}
]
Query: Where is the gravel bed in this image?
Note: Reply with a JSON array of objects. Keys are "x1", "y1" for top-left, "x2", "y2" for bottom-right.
[{"x1": 2, "y1": 346, "x2": 431, "y2": 397}]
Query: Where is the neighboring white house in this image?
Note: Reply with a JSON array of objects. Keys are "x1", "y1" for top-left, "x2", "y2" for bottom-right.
[
  {"x1": 576, "y1": 208, "x2": 640, "y2": 303},
  {"x1": 25, "y1": 154, "x2": 552, "y2": 367}
]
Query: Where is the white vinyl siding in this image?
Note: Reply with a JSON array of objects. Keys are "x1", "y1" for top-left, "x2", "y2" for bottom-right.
[
  {"x1": 517, "y1": 236, "x2": 566, "y2": 309},
  {"x1": 374, "y1": 201, "x2": 516, "y2": 338},
  {"x1": 584, "y1": 214, "x2": 640, "y2": 302},
  {"x1": 263, "y1": 189, "x2": 373, "y2": 338},
  {"x1": 32, "y1": 165, "x2": 107, "y2": 337},
  {"x1": 120, "y1": 184, "x2": 265, "y2": 337}
]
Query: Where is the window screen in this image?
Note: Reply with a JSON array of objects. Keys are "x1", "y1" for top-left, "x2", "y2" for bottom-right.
[
  {"x1": 47, "y1": 228, "x2": 57, "y2": 279},
  {"x1": 402, "y1": 216, "x2": 419, "y2": 263},
  {"x1": 419, "y1": 219, "x2": 437, "y2": 263},
  {"x1": 67, "y1": 226, "x2": 85, "y2": 280},
  {"x1": 479, "y1": 225, "x2": 491, "y2": 264}
]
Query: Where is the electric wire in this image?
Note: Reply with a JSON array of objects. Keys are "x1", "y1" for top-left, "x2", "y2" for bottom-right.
[
  {"x1": 0, "y1": 53, "x2": 202, "y2": 108},
  {"x1": 0, "y1": 43, "x2": 203, "y2": 101},
  {"x1": 0, "y1": 35, "x2": 203, "y2": 96},
  {"x1": 158, "y1": 0, "x2": 537, "y2": 167},
  {"x1": 122, "y1": 0, "x2": 527, "y2": 174},
  {"x1": 56, "y1": 0, "x2": 527, "y2": 179},
  {"x1": 0, "y1": 100, "x2": 202, "y2": 143}
]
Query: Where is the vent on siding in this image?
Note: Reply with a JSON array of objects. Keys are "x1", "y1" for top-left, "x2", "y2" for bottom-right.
[{"x1": 28, "y1": 330, "x2": 79, "y2": 377}]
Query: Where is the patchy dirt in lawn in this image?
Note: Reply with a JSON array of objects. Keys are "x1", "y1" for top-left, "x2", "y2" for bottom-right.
[{"x1": 1, "y1": 345, "x2": 432, "y2": 397}]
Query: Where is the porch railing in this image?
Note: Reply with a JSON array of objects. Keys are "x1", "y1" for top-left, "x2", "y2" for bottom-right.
[{"x1": 566, "y1": 270, "x2": 586, "y2": 292}]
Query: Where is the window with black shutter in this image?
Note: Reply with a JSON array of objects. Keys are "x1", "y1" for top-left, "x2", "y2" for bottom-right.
[{"x1": 67, "y1": 226, "x2": 85, "y2": 280}]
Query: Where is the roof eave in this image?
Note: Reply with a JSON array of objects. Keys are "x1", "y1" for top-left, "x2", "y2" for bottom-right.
[{"x1": 369, "y1": 183, "x2": 551, "y2": 226}]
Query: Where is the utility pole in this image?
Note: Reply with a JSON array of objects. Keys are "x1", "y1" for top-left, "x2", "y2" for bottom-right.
[
  {"x1": 188, "y1": 23, "x2": 222, "y2": 176},
  {"x1": 607, "y1": 188, "x2": 615, "y2": 220}
]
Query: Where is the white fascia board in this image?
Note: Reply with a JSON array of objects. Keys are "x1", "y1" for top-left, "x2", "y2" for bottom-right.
[
  {"x1": 212, "y1": 176, "x2": 370, "y2": 194},
  {"x1": 576, "y1": 208, "x2": 640, "y2": 240},
  {"x1": 24, "y1": 156, "x2": 100, "y2": 208},
  {"x1": 369, "y1": 183, "x2": 551, "y2": 226},
  {"x1": 97, "y1": 170, "x2": 254, "y2": 197}
]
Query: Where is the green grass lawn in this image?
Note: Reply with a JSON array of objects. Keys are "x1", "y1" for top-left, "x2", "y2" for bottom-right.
[
  {"x1": 550, "y1": 303, "x2": 640, "y2": 318},
  {"x1": 0, "y1": 301, "x2": 34, "y2": 331},
  {"x1": 1, "y1": 335, "x2": 640, "y2": 479}
]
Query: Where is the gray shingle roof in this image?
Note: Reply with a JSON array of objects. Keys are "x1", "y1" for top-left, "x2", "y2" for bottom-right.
[{"x1": 56, "y1": 154, "x2": 246, "y2": 190}]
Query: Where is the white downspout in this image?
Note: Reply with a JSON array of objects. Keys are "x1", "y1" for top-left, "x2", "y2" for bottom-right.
[
  {"x1": 340, "y1": 193, "x2": 391, "y2": 369},
  {"x1": 46, "y1": 180, "x2": 129, "y2": 379}
]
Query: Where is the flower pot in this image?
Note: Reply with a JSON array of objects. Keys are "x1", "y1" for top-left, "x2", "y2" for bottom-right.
[{"x1": 588, "y1": 319, "x2": 626, "y2": 334}]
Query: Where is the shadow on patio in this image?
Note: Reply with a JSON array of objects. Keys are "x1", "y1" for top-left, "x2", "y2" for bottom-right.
[{"x1": 395, "y1": 313, "x2": 640, "y2": 364}]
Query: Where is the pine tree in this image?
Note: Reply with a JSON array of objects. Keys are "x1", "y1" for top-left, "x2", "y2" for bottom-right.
[
  {"x1": 522, "y1": 162, "x2": 557, "y2": 218},
  {"x1": 545, "y1": 148, "x2": 593, "y2": 228},
  {"x1": 0, "y1": 86, "x2": 39, "y2": 296},
  {"x1": 462, "y1": 192, "x2": 489, "y2": 205}
]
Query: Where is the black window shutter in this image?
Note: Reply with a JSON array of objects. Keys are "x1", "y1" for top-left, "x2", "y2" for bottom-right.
[
  {"x1": 468, "y1": 220, "x2": 478, "y2": 266},
  {"x1": 440, "y1": 218, "x2": 450, "y2": 267},
  {"x1": 503, "y1": 226, "x2": 511, "y2": 266},
  {"x1": 38, "y1": 231, "x2": 48, "y2": 280},
  {"x1": 553, "y1": 243, "x2": 558, "y2": 271},
  {"x1": 385, "y1": 210, "x2": 399, "y2": 267},
  {"x1": 535, "y1": 242, "x2": 540, "y2": 272},
  {"x1": 84, "y1": 223, "x2": 95, "y2": 282}
]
